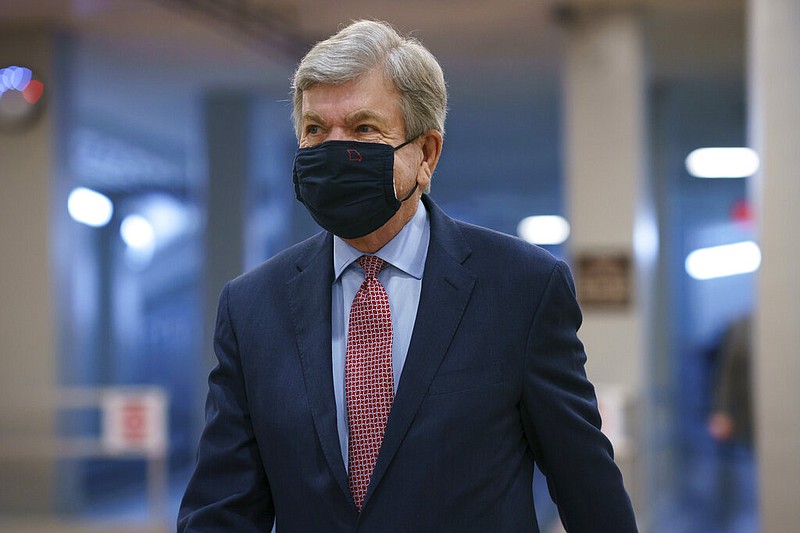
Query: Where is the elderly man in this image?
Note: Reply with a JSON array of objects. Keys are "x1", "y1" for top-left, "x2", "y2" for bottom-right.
[{"x1": 179, "y1": 20, "x2": 637, "y2": 532}]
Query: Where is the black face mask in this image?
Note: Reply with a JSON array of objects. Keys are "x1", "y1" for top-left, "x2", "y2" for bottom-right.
[{"x1": 292, "y1": 138, "x2": 418, "y2": 239}]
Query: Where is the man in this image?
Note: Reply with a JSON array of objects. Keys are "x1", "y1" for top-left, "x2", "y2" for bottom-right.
[{"x1": 179, "y1": 20, "x2": 637, "y2": 532}]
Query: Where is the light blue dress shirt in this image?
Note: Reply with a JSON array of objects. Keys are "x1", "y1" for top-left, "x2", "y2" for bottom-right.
[{"x1": 331, "y1": 202, "x2": 430, "y2": 469}]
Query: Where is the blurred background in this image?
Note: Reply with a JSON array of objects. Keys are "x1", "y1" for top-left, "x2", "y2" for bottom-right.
[{"x1": 1, "y1": 0, "x2": 798, "y2": 532}]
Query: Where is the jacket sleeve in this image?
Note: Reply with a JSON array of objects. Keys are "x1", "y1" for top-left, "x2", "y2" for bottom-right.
[
  {"x1": 178, "y1": 283, "x2": 275, "y2": 532},
  {"x1": 520, "y1": 261, "x2": 638, "y2": 532}
]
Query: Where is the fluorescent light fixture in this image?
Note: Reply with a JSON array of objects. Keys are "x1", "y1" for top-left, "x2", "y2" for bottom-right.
[
  {"x1": 1, "y1": 66, "x2": 32, "y2": 91},
  {"x1": 120, "y1": 214, "x2": 155, "y2": 251},
  {"x1": 67, "y1": 187, "x2": 114, "y2": 227},
  {"x1": 517, "y1": 215, "x2": 571, "y2": 245},
  {"x1": 685, "y1": 241, "x2": 761, "y2": 280},
  {"x1": 120, "y1": 214, "x2": 156, "y2": 269},
  {"x1": 685, "y1": 147, "x2": 760, "y2": 178},
  {"x1": 138, "y1": 194, "x2": 194, "y2": 246}
]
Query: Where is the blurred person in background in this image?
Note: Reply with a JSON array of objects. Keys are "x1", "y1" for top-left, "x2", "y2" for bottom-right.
[
  {"x1": 708, "y1": 314, "x2": 753, "y2": 445},
  {"x1": 708, "y1": 314, "x2": 757, "y2": 532},
  {"x1": 179, "y1": 20, "x2": 636, "y2": 532}
]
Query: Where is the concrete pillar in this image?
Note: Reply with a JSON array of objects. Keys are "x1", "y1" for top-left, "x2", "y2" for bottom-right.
[
  {"x1": 748, "y1": 0, "x2": 800, "y2": 529},
  {"x1": 0, "y1": 27, "x2": 56, "y2": 513},
  {"x1": 562, "y1": 8, "x2": 653, "y2": 523},
  {"x1": 197, "y1": 94, "x2": 249, "y2": 431}
]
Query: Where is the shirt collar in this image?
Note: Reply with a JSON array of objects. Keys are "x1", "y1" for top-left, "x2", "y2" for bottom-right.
[{"x1": 333, "y1": 201, "x2": 430, "y2": 281}]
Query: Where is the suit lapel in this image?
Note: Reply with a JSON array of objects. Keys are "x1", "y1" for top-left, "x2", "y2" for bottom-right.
[
  {"x1": 364, "y1": 197, "x2": 476, "y2": 507},
  {"x1": 286, "y1": 233, "x2": 352, "y2": 503}
]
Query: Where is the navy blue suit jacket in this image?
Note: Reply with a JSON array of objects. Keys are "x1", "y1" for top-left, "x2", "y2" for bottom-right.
[{"x1": 179, "y1": 196, "x2": 637, "y2": 532}]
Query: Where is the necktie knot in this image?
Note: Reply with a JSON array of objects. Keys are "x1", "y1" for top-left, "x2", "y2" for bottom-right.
[{"x1": 357, "y1": 255, "x2": 385, "y2": 279}]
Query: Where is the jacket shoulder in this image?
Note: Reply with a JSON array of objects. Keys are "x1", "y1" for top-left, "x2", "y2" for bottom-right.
[
  {"x1": 227, "y1": 230, "x2": 329, "y2": 294},
  {"x1": 453, "y1": 218, "x2": 561, "y2": 272}
]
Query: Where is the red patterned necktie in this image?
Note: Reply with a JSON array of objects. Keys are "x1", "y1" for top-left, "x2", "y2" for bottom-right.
[{"x1": 345, "y1": 255, "x2": 394, "y2": 511}]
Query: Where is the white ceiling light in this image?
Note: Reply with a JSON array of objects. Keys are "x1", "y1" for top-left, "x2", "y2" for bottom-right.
[
  {"x1": 120, "y1": 214, "x2": 155, "y2": 251},
  {"x1": 67, "y1": 187, "x2": 114, "y2": 227},
  {"x1": 685, "y1": 147, "x2": 760, "y2": 178},
  {"x1": 685, "y1": 241, "x2": 761, "y2": 280},
  {"x1": 120, "y1": 214, "x2": 157, "y2": 269},
  {"x1": 517, "y1": 215, "x2": 571, "y2": 245}
]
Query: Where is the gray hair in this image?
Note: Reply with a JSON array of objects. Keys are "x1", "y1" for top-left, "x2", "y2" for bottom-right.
[{"x1": 291, "y1": 20, "x2": 447, "y2": 142}]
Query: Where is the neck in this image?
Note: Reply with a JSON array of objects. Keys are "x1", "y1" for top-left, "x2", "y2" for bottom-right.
[{"x1": 344, "y1": 196, "x2": 420, "y2": 254}]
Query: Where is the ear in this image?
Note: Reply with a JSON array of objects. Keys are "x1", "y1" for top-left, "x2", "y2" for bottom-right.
[{"x1": 416, "y1": 129, "x2": 443, "y2": 189}]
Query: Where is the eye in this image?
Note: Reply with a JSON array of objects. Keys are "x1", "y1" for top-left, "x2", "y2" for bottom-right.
[
  {"x1": 356, "y1": 124, "x2": 375, "y2": 134},
  {"x1": 305, "y1": 124, "x2": 321, "y2": 135}
]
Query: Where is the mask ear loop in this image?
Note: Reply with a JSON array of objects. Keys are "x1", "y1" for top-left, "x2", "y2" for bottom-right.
[
  {"x1": 393, "y1": 133, "x2": 421, "y2": 152},
  {"x1": 398, "y1": 182, "x2": 418, "y2": 202},
  {"x1": 393, "y1": 134, "x2": 422, "y2": 202}
]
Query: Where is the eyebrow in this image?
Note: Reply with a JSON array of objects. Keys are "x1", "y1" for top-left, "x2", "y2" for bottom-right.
[
  {"x1": 300, "y1": 111, "x2": 327, "y2": 127},
  {"x1": 344, "y1": 109, "x2": 390, "y2": 127}
]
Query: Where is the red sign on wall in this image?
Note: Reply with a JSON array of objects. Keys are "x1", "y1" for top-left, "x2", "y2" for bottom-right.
[{"x1": 102, "y1": 389, "x2": 167, "y2": 457}]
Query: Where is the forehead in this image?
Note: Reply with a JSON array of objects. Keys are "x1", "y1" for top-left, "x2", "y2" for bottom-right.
[{"x1": 301, "y1": 69, "x2": 403, "y2": 126}]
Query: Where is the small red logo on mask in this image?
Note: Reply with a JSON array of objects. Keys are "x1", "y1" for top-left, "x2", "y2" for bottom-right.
[{"x1": 347, "y1": 148, "x2": 363, "y2": 162}]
